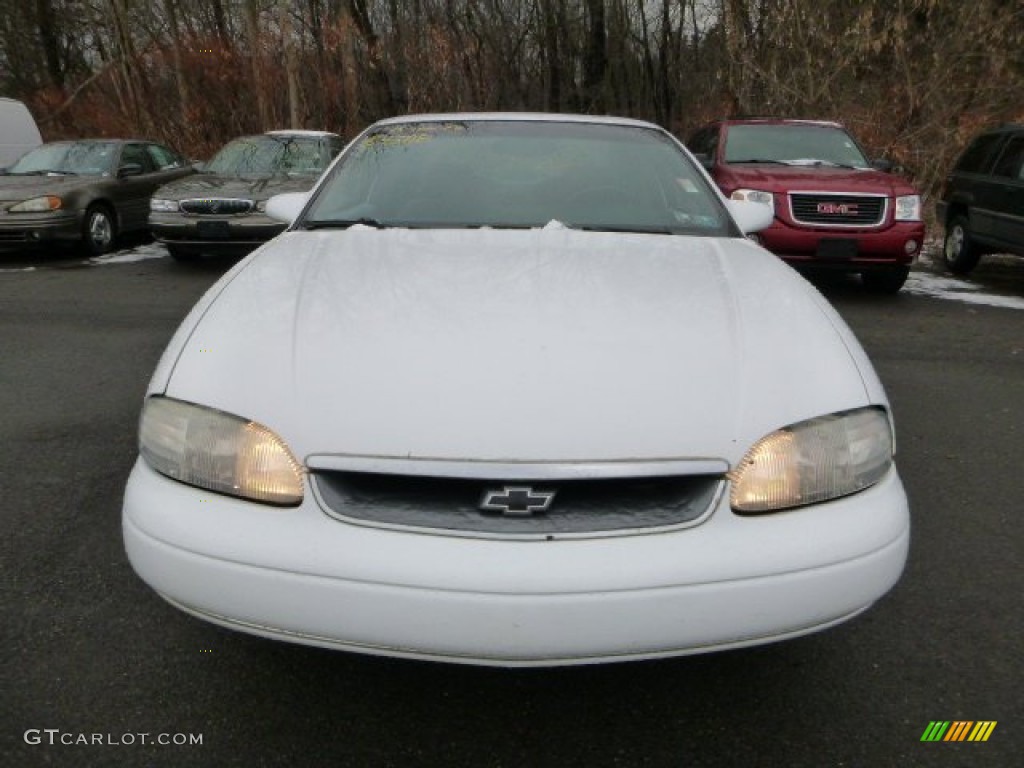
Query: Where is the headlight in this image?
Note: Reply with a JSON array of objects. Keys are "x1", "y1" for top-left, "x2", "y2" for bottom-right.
[
  {"x1": 139, "y1": 397, "x2": 304, "y2": 506},
  {"x1": 894, "y1": 195, "x2": 921, "y2": 221},
  {"x1": 255, "y1": 200, "x2": 267, "y2": 213},
  {"x1": 729, "y1": 407, "x2": 893, "y2": 514},
  {"x1": 730, "y1": 189, "x2": 774, "y2": 207},
  {"x1": 9, "y1": 195, "x2": 62, "y2": 212},
  {"x1": 150, "y1": 198, "x2": 180, "y2": 212}
]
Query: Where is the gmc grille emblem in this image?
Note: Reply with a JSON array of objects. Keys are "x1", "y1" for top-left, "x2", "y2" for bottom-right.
[
  {"x1": 479, "y1": 486, "x2": 557, "y2": 517},
  {"x1": 817, "y1": 202, "x2": 858, "y2": 215}
]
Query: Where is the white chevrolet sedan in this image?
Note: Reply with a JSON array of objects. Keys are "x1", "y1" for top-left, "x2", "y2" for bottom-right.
[{"x1": 123, "y1": 114, "x2": 909, "y2": 666}]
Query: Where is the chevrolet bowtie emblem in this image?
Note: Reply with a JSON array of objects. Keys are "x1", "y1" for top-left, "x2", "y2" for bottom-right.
[{"x1": 479, "y1": 486, "x2": 556, "y2": 517}]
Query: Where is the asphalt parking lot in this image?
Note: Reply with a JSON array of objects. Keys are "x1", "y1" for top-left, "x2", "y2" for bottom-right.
[{"x1": 2, "y1": 243, "x2": 1022, "y2": 768}]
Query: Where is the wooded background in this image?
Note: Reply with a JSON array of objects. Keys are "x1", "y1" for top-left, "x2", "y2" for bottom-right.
[{"x1": 2, "y1": 0, "x2": 1021, "y2": 203}]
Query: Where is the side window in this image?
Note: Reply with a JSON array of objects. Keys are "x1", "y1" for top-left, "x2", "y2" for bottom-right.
[
  {"x1": 328, "y1": 139, "x2": 344, "y2": 159},
  {"x1": 990, "y1": 134, "x2": 1024, "y2": 179},
  {"x1": 955, "y1": 133, "x2": 1007, "y2": 174},
  {"x1": 147, "y1": 143, "x2": 183, "y2": 170},
  {"x1": 120, "y1": 143, "x2": 154, "y2": 173},
  {"x1": 689, "y1": 128, "x2": 719, "y2": 159}
]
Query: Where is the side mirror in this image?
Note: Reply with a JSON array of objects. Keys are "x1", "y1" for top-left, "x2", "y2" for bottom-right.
[
  {"x1": 871, "y1": 158, "x2": 895, "y2": 173},
  {"x1": 727, "y1": 199, "x2": 774, "y2": 235},
  {"x1": 265, "y1": 191, "x2": 311, "y2": 225},
  {"x1": 118, "y1": 163, "x2": 143, "y2": 178}
]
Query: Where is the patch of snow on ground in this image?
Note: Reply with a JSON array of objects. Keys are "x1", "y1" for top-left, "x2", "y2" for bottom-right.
[
  {"x1": 0, "y1": 267, "x2": 37, "y2": 273},
  {"x1": 89, "y1": 242, "x2": 167, "y2": 265},
  {"x1": 904, "y1": 270, "x2": 1024, "y2": 310}
]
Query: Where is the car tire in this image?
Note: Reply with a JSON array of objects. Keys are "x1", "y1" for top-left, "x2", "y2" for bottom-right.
[
  {"x1": 167, "y1": 245, "x2": 201, "y2": 262},
  {"x1": 942, "y1": 215, "x2": 981, "y2": 275},
  {"x1": 862, "y1": 265, "x2": 910, "y2": 294},
  {"x1": 82, "y1": 204, "x2": 117, "y2": 256}
]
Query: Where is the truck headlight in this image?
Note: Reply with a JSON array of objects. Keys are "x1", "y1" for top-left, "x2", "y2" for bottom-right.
[
  {"x1": 894, "y1": 195, "x2": 921, "y2": 221},
  {"x1": 730, "y1": 189, "x2": 774, "y2": 207}
]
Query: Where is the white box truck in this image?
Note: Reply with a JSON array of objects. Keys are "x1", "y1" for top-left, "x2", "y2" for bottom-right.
[{"x1": 0, "y1": 98, "x2": 43, "y2": 168}]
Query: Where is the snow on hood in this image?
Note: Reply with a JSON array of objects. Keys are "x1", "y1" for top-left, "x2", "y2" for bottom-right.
[
  {"x1": 155, "y1": 173, "x2": 319, "y2": 201},
  {"x1": 159, "y1": 228, "x2": 876, "y2": 466}
]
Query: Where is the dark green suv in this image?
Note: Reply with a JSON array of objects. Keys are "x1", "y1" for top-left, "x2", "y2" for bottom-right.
[{"x1": 937, "y1": 124, "x2": 1024, "y2": 274}]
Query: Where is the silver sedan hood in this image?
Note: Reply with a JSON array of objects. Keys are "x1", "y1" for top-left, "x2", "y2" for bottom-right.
[{"x1": 157, "y1": 228, "x2": 879, "y2": 466}]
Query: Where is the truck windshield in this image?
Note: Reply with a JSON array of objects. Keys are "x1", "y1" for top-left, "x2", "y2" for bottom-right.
[{"x1": 725, "y1": 124, "x2": 870, "y2": 168}]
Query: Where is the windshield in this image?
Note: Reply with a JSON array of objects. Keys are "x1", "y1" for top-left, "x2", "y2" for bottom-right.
[
  {"x1": 724, "y1": 124, "x2": 870, "y2": 167},
  {"x1": 205, "y1": 135, "x2": 328, "y2": 177},
  {"x1": 8, "y1": 142, "x2": 118, "y2": 175},
  {"x1": 301, "y1": 121, "x2": 732, "y2": 235}
]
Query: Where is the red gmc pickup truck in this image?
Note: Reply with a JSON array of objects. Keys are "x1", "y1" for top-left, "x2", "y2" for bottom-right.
[{"x1": 687, "y1": 118, "x2": 925, "y2": 293}]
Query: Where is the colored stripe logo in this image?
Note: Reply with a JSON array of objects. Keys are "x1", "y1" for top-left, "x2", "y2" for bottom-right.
[{"x1": 921, "y1": 721, "x2": 997, "y2": 742}]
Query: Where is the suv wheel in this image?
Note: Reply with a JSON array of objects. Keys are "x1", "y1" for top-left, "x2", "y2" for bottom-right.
[
  {"x1": 943, "y1": 216, "x2": 981, "y2": 275},
  {"x1": 862, "y1": 265, "x2": 910, "y2": 294}
]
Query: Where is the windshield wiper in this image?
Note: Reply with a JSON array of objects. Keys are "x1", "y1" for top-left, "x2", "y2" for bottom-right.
[
  {"x1": 578, "y1": 225, "x2": 679, "y2": 235},
  {"x1": 300, "y1": 218, "x2": 388, "y2": 230},
  {"x1": 786, "y1": 158, "x2": 864, "y2": 169},
  {"x1": 729, "y1": 158, "x2": 792, "y2": 165},
  {"x1": 13, "y1": 169, "x2": 77, "y2": 176}
]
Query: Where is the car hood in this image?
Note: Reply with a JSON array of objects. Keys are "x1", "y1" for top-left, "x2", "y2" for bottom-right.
[
  {"x1": 156, "y1": 228, "x2": 879, "y2": 466},
  {"x1": 155, "y1": 173, "x2": 318, "y2": 202},
  {"x1": 718, "y1": 164, "x2": 917, "y2": 195},
  {"x1": 0, "y1": 173, "x2": 106, "y2": 202}
]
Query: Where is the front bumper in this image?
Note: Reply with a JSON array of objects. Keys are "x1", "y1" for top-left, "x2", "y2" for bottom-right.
[
  {"x1": 759, "y1": 219, "x2": 925, "y2": 268},
  {"x1": 123, "y1": 459, "x2": 910, "y2": 666},
  {"x1": 150, "y1": 211, "x2": 285, "y2": 254},
  {"x1": 0, "y1": 211, "x2": 82, "y2": 250}
]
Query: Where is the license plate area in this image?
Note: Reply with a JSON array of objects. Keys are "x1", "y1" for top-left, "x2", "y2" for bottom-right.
[
  {"x1": 816, "y1": 238, "x2": 858, "y2": 260},
  {"x1": 197, "y1": 220, "x2": 231, "y2": 239}
]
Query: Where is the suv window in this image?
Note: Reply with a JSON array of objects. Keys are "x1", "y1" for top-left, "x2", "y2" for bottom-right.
[
  {"x1": 689, "y1": 128, "x2": 719, "y2": 158},
  {"x1": 121, "y1": 143, "x2": 154, "y2": 173},
  {"x1": 990, "y1": 134, "x2": 1024, "y2": 179},
  {"x1": 954, "y1": 133, "x2": 1007, "y2": 174},
  {"x1": 722, "y1": 124, "x2": 869, "y2": 167},
  {"x1": 146, "y1": 143, "x2": 184, "y2": 170}
]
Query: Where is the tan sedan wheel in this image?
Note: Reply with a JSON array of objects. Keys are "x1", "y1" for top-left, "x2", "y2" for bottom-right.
[{"x1": 82, "y1": 204, "x2": 117, "y2": 256}]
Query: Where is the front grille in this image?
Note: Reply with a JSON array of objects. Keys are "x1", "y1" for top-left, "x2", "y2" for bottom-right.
[
  {"x1": 313, "y1": 471, "x2": 722, "y2": 536},
  {"x1": 789, "y1": 193, "x2": 886, "y2": 227},
  {"x1": 179, "y1": 198, "x2": 253, "y2": 215}
]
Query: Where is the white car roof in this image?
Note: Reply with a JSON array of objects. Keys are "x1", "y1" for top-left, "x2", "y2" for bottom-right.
[
  {"x1": 265, "y1": 129, "x2": 340, "y2": 138},
  {"x1": 374, "y1": 112, "x2": 665, "y2": 131}
]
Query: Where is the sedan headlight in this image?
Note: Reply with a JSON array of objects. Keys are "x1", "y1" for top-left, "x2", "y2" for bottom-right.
[
  {"x1": 150, "y1": 198, "x2": 180, "y2": 212},
  {"x1": 729, "y1": 407, "x2": 892, "y2": 514},
  {"x1": 139, "y1": 397, "x2": 304, "y2": 506},
  {"x1": 894, "y1": 195, "x2": 921, "y2": 221},
  {"x1": 255, "y1": 200, "x2": 268, "y2": 213},
  {"x1": 9, "y1": 195, "x2": 62, "y2": 212},
  {"x1": 730, "y1": 189, "x2": 774, "y2": 207}
]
